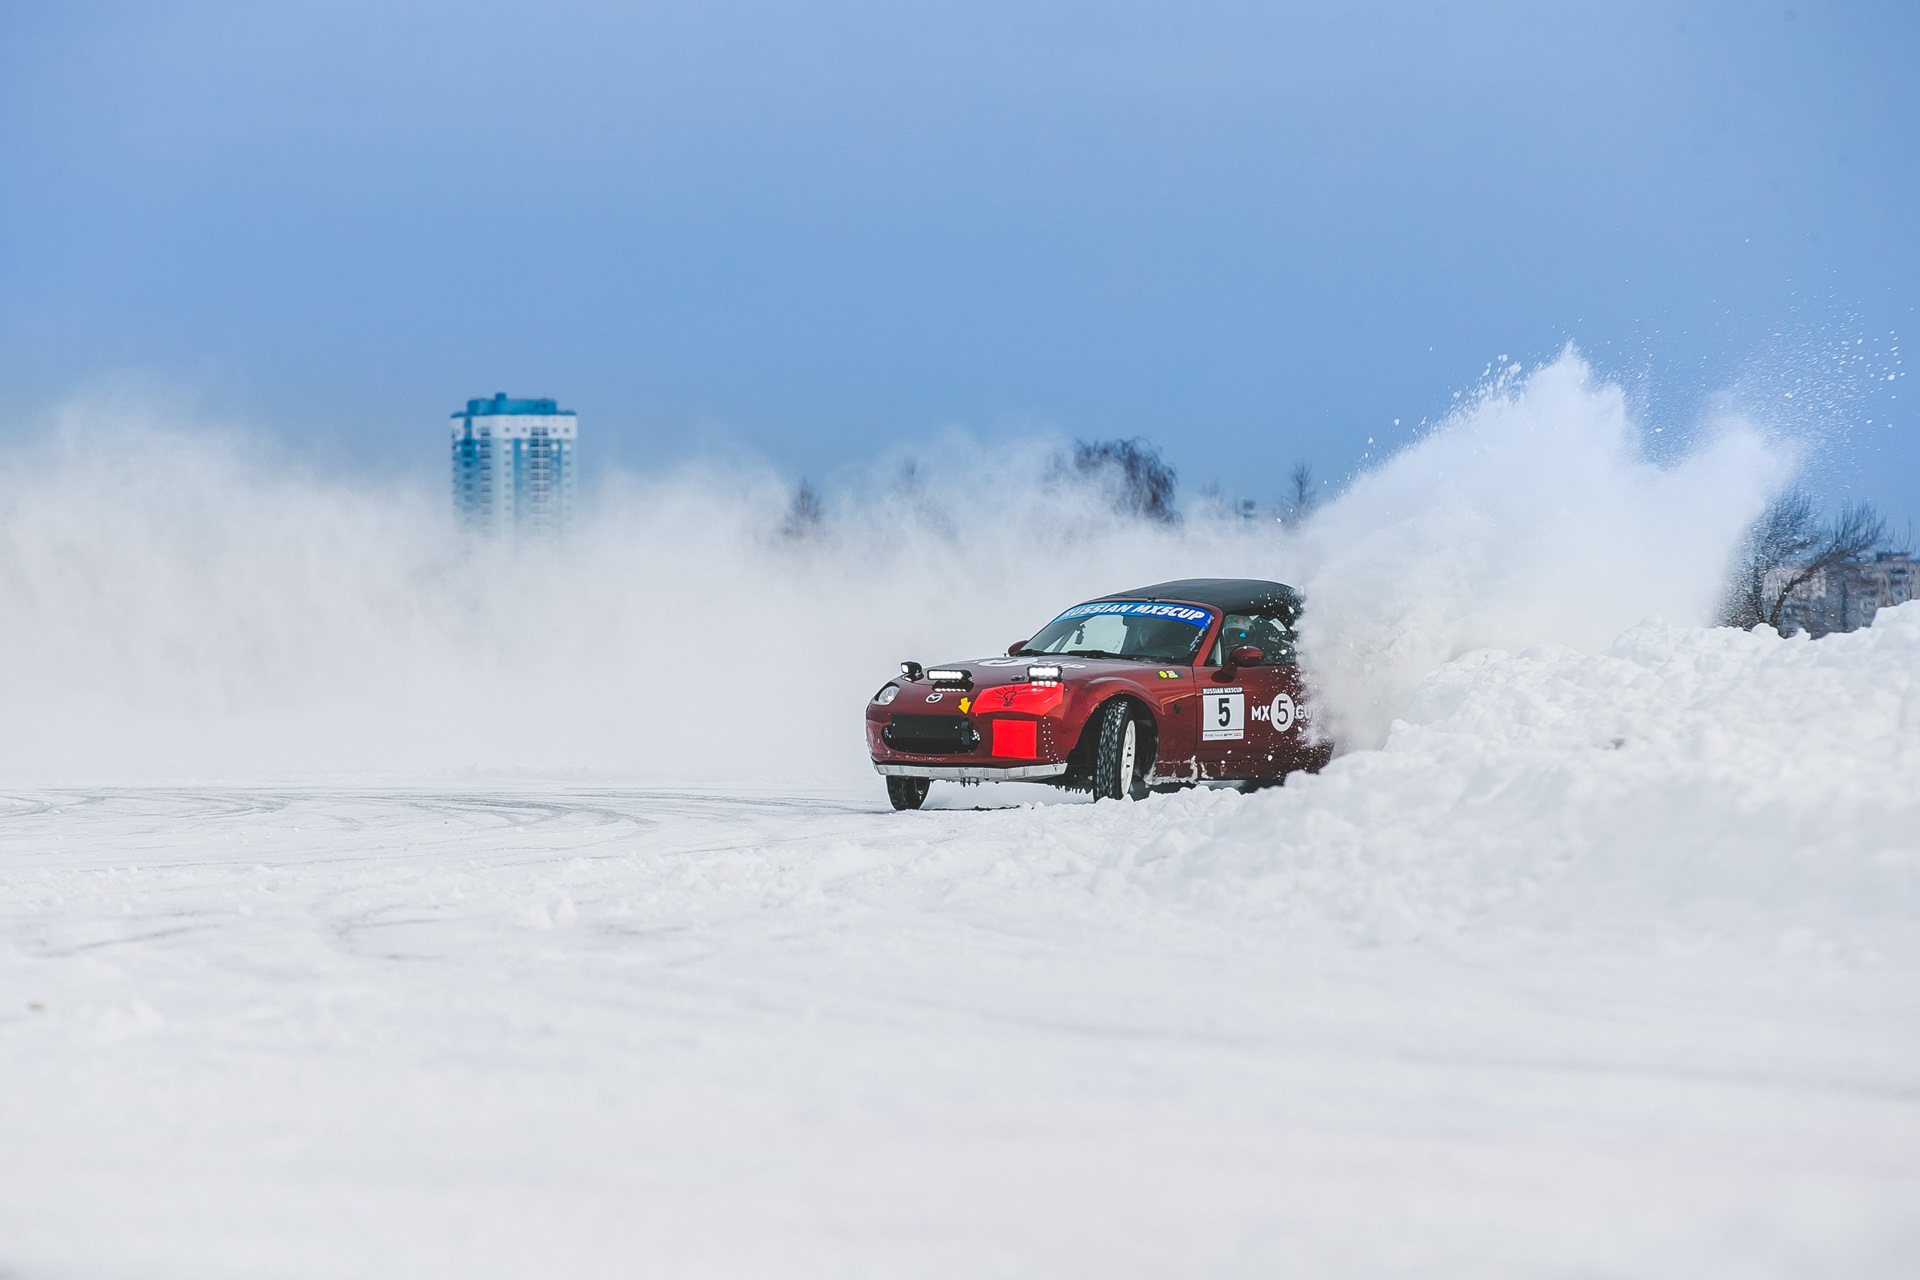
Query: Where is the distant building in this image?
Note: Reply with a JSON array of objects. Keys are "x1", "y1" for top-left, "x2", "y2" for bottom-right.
[
  {"x1": 1772, "y1": 551, "x2": 1920, "y2": 636},
  {"x1": 450, "y1": 393, "x2": 577, "y2": 537}
]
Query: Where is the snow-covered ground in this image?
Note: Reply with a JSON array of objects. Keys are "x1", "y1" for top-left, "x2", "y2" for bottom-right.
[{"x1": 5, "y1": 608, "x2": 1917, "y2": 1278}]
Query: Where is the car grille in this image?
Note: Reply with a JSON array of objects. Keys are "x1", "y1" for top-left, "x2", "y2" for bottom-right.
[{"x1": 882, "y1": 714, "x2": 981, "y2": 755}]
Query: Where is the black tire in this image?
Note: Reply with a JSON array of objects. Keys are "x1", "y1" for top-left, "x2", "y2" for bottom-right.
[
  {"x1": 1091, "y1": 701, "x2": 1151, "y2": 801},
  {"x1": 886, "y1": 776, "x2": 930, "y2": 810}
]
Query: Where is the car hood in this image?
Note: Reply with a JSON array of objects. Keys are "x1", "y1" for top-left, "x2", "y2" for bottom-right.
[{"x1": 932, "y1": 656, "x2": 1159, "y2": 686}]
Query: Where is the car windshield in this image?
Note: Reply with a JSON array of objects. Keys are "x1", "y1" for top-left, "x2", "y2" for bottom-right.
[{"x1": 1021, "y1": 600, "x2": 1213, "y2": 663}]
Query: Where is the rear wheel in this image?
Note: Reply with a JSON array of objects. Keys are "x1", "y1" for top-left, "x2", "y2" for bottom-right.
[
  {"x1": 1091, "y1": 701, "x2": 1151, "y2": 801},
  {"x1": 886, "y1": 776, "x2": 930, "y2": 810}
]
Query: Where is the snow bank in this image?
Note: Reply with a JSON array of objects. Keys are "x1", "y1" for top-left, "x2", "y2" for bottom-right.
[{"x1": 971, "y1": 605, "x2": 1920, "y2": 952}]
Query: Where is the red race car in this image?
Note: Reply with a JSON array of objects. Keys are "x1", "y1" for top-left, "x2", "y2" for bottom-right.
[{"x1": 867, "y1": 578, "x2": 1332, "y2": 809}]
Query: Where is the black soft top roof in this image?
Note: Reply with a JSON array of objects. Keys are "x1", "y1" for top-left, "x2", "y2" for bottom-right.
[{"x1": 1097, "y1": 578, "x2": 1303, "y2": 622}]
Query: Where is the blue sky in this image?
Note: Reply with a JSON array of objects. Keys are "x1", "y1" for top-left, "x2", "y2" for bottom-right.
[{"x1": 2, "y1": 1, "x2": 1914, "y2": 517}]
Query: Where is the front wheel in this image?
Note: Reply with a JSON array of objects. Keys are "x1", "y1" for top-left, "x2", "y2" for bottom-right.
[
  {"x1": 1091, "y1": 701, "x2": 1151, "y2": 801},
  {"x1": 886, "y1": 776, "x2": 930, "y2": 810}
]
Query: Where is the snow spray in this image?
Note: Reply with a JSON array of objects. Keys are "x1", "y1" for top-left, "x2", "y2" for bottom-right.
[
  {"x1": 1291, "y1": 350, "x2": 1793, "y2": 749},
  {"x1": 0, "y1": 350, "x2": 1792, "y2": 783}
]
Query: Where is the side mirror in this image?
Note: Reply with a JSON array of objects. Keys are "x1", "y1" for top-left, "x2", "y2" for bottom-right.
[
  {"x1": 1228, "y1": 645, "x2": 1264, "y2": 668},
  {"x1": 1008, "y1": 641, "x2": 1028, "y2": 656}
]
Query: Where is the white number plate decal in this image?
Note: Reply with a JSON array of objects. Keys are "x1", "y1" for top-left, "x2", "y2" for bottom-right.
[{"x1": 1202, "y1": 688, "x2": 1244, "y2": 741}]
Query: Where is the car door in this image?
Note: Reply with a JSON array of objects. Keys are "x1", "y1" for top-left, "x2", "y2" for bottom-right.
[{"x1": 1193, "y1": 610, "x2": 1304, "y2": 779}]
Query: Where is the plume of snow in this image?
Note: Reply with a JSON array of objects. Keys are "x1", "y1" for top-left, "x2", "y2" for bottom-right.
[
  {"x1": 0, "y1": 350, "x2": 1792, "y2": 782},
  {"x1": 1292, "y1": 350, "x2": 1793, "y2": 748}
]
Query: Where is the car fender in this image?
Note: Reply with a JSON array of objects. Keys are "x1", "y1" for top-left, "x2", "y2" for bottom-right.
[{"x1": 1068, "y1": 684, "x2": 1160, "y2": 762}]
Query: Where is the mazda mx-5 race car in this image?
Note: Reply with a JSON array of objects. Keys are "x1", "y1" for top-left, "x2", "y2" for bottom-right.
[{"x1": 867, "y1": 578, "x2": 1332, "y2": 810}]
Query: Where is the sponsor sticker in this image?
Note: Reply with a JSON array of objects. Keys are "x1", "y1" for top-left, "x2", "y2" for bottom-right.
[
  {"x1": 1202, "y1": 687, "x2": 1244, "y2": 741},
  {"x1": 1250, "y1": 692, "x2": 1296, "y2": 731},
  {"x1": 1051, "y1": 600, "x2": 1212, "y2": 628},
  {"x1": 1271, "y1": 692, "x2": 1295, "y2": 732},
  {"x1": 973, "y1": 682, "x2": 1066, "y2": 716},
  {"x1": 1157, "y1": 669, "x2": 1181, "y2": 680}
]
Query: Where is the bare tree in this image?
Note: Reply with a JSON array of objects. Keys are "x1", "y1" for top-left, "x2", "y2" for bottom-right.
[
  {"x1": 1073, "y1": 438, "x2": 1179, "y2": 524},
  {"x1": 1722, "y1": 492, "x2": 1887, "y2": 631},
  {"x1": 781, "y1": 479, "x2": 825, "y2": 540},
  {"x1": 1283, "y1": 462, "x2": 1318, "y2": 527}
]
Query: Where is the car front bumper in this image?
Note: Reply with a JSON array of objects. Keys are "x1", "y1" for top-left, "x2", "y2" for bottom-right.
[{"x1": 873, "y1": 761, "x2": 1070, "y2": 782}]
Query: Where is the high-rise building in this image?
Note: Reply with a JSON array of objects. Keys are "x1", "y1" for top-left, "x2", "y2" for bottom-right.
[{"x1": 449, "y1": 394, "x2": 577, "y2": 537}]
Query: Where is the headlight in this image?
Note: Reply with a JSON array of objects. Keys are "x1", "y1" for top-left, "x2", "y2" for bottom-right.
[
  {"x1": 873, "y1": 684, "x2": 900, "y2": 705},
  {"x1": 1025, "y1": 664, "x2": 1062, "y2": 682}
]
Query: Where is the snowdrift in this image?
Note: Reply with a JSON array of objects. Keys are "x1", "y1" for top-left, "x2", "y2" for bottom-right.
[{"x1": 974, "y1": 604, "x2": 1920, "y2": 953}]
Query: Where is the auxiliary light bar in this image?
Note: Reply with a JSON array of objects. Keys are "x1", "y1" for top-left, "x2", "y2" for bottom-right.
[
  {"x1": 926, "y1": 668, "x2": 971, "y2": 685},
  {"x1": 1025, "y1": 664, "x2": 1062, "y2": 682}
]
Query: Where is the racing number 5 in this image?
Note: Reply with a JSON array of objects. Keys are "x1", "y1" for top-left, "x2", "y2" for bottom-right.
[{"x1": 1202, "y1": 689, "x2": 1244, "y2": 741}]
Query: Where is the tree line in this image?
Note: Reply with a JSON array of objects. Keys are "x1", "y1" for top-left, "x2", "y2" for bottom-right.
[
  {"x1": 1719, "y1": 494, "x2": 1905, "y2": 633},
  {"x1": 783, "y1": 445, "x2": 1907, "y2": 639},
  {"x1": 781, "y1": 437, "x2": 1323, "y2": 536}
]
